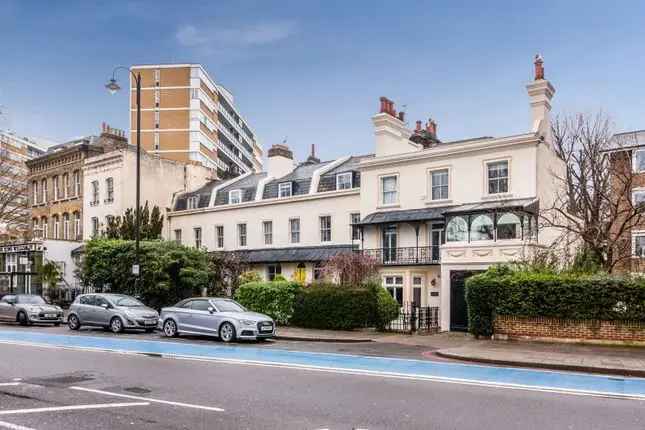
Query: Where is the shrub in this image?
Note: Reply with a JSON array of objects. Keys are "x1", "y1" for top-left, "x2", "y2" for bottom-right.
[
  {"x1": 239, "y1": 271, "x2": 262, "y2": 285},
  {"x1": 322, "y1": 252, "x2": 379, "y2": 286},
  {"x1": 374, "y1": 287, "x2": 399, "y2": 330},
  {"x1": 273, "y1": 274, "x2": 288, "y2": 282},
  {"x1": 235, "y1": 281, "x2": 302, "y2": 324},
  {"x1": 291, "y1": 284, "x2": 377, "y2": 330},
  {"x1": 465, "y1": 265, "x2": 645, "y2": 337}
]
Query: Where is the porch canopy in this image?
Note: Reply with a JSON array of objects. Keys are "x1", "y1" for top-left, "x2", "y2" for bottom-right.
[
  {"x1": 357, "y1": 206, "x2": 448, "y2": 226},
  {"x1": 358, "y1": 198, "x2": 538, "y2": 226},
  {"x1": 226, "y1": 245, "x2": 357, "y2": 264}
]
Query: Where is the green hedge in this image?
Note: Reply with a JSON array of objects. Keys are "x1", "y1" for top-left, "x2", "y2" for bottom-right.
[
  {"x1": 235, "y1": 281, "x2": 302, "y2": 324},
  {"x1": 465, "y1": 266, "x2": 645, "y2": 337},
  {"x1": 374, "y1": 287, "x2": 400, "y2": 330},
  {"x1": 291, "y1": 285, "x2": 378, "y2": 330}
]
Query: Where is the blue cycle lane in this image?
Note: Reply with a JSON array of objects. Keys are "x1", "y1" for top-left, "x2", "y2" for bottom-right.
[{"x1": 1, "y1": 330, "x2": 644, "y2": 400}]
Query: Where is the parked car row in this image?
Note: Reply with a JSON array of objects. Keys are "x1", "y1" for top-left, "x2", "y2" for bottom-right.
[{"x1": 0, "y1": 293, "x2": 275, "y2": 343}]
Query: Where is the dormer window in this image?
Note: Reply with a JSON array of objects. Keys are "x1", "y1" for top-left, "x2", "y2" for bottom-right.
[
  {"x1": 229, "y1": 189, "x2": 242, "y2": 204},
  {"x1": 336, "y1": 172, "x2": 353, "y2": 190},
  {"x1": 278, "y1": 182, "x2": 292, "y2": 198},
  {"x1": 187, "y1": 196, "x2": 199, "y2": 209}
]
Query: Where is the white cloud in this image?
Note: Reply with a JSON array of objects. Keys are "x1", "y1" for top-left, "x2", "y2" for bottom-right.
[{"x1": 175, "y1": 21, "x2": 296, "y2": 52}]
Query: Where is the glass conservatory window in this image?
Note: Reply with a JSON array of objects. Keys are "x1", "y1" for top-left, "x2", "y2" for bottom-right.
[
  {"x1": 470, "y1": 214, "x2": 494, "y2": 241},
  {"x1": 497, "y1": 212, "x2": 522, "y2": 240},
  {"x1": 446, "y1": 216, "x2": 468, "y2": 242}
]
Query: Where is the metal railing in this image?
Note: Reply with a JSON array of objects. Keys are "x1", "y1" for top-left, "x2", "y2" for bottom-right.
[
  {"x1": 361, "y1": 246, "x2": 440, "y2": 265},
  {"x1": 385, "y1": 303, "x2": 440, "y2": 334}
]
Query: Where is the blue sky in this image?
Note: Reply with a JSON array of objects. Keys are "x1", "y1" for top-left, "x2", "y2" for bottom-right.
[{"x1": 1, "y1": 0, "x2": 643, "y2": 160}]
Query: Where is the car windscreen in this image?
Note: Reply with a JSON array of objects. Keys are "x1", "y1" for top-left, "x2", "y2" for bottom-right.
[
  {"x1": 212, "y1": 300, "x2": 246, "y2": 312},
  {"x1": 17, "y1": 295, "x2": 46, "y2": 305},
  {"x1": 112, "y1": 296, "x2": 144, "y2": 307}
]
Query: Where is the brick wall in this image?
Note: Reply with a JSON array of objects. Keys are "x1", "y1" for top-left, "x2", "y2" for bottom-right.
[{"x1": 494, "y1": 315, "x2": 645, "y2": 343}]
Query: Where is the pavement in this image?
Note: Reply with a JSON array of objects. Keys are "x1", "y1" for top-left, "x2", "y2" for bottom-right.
[{"x1": 2, "y1": 342, "x2": 644, "y2": 430}]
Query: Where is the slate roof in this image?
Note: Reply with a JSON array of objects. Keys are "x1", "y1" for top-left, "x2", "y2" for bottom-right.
[
  {"x1": 359, "y1": 206, "x2": 449, "y2": 225},
  {"x1": 213, "y1": 173, "x2": 267, "y2": 206},
  {"x1": 263, "y1": 161, "x2": 333, "y2": 199},
  {"x1": 443, "y1": 198, "x2": 538, "y2": 215},
  {"x1": 317, "y1": 155, "x2": 373, "y2": 193},
  {"x1": 224, "y1": 245, "x2": 357, "y2": 263},
  {"x1": 605, "y1": 130, "x2": 645, "y2": 152},
  {"x1": 174, "y1": 180, "x2": 222, "y2": 210},
  {"x1": 359, "y1": 198, "x2": 538, "y2": 225}
]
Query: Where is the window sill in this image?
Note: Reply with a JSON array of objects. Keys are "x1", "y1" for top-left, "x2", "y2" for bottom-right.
[
  {"x1": 376, "y1": 204, "x2": 400, "y2": 210},
  {"x1": 425, "y1": 199, "x2": 453, "y2": 206},
  {"x1": 481, "y1": 193, "x2": 514, "y2": 201}
]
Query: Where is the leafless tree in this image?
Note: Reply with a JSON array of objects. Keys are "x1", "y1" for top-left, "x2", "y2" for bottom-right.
[
  {"x1": 0, "y1": 145, "x2": 30, "y2": 239},
  {"x1": 541, "y1": 112, "x2": 643, "y2": 272}
]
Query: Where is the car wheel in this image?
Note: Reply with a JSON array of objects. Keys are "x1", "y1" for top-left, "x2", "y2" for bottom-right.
[
  {"x1": 219, "y1": 322, "x2": 236, "y2": 343},
  {"x1": 109, "y1": 317, "x2": 124, "y2": 334},
  {"x1": 17, "y1": 311, "x2": 29, "y2": 326},
  {"x1": 163, "y1": 319, "x2": 178, "y2": 337},
  {"x1": 68, "y1": 314, "x2": 80, "y2": 330}
]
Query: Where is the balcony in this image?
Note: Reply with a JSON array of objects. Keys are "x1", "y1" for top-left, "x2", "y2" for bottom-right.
[{"x1": 360, "y1": 246, "x2": 440, "y2": 266}]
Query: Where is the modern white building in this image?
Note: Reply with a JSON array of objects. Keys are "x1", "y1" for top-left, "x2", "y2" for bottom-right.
[
  {"x1": 82, "y1": 142, "x2": 213, "y2": 240},
  {"x1": 167, "y1": 56, "x2": 569, "y2": 331}
]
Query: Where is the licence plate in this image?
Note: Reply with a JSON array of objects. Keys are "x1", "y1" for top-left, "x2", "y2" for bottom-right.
[
  {"x1": 45, "y1": 314, "x2": 57, "y2": 318},
  {"x1": 145, "y1": 320, "x2": 156, "y2": 325},
  {"x1": 260, "y1": 325, "x2": 273, "y2": 332}
]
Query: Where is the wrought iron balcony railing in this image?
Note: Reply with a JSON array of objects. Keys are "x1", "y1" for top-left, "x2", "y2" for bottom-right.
[{"x1": 360, "y1": 246, "x2": 440, "y2": 265}]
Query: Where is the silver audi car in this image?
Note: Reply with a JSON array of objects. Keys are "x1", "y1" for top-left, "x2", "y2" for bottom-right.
[
  {"x1": 0, "y1": 294, "x2": 63, "y2": 325},
  {"x1": 159, "y1": 297, "x2": 275, "y2": 342},
  {"x1": 67, "y1": 293, "x2": 159, "y2": 333}
]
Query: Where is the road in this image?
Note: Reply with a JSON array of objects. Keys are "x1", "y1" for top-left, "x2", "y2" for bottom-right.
[{"x1": 0, "y1": 326, "x2": 643, "y2": 429}]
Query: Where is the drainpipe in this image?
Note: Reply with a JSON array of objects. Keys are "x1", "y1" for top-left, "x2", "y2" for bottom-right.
[{"x1": 415, "y1": 224, "x2": 420, "y2": 263}]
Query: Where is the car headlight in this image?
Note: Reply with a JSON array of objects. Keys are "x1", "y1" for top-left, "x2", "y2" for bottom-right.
[{"x1": 239, "y1": 319, "x2": 255, "y2": 326}]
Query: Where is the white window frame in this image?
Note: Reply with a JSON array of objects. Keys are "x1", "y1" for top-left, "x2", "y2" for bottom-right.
[
  {"x1": 53, "y1": 175, "x2": 60, "y2": 200},
  {"x1": 633, "y1": 189, "x2": 645, "y2": 207},
  {"x1": 91, "y1": 217, "x2": 99, "y2": 238},
  {"x1": 229, "y1": 189, "x2": 242, "y2": 205},
  {"x1": 194, "y1": 227, "x2": 202, "y2": 249},
  {"x1": 74, "y1": 212, "x2": 81, "y2": 239},
  {"x1": 215, "y1": 225, "x2": 224, "y2": 249},
  {"x1": 41, "y1": 178, "x2": 47, "y2": 203},
  {"x1": 187, "y1": 196, "x2": 199, "y2": 209},
  {"x1": 379, "y1": 174, "x2": 399, "y2": 206},
  {"x1": 62, "y1": 174, "x2": 69, "y2": 199},
  {"x1": 336, "y1": 172, "x2": 353, "y2": 190},
  {"x1": 105, "y1": 177, "x2": 114, "y2": 203},
  {"x1": 350, "y1": 212, "x2": 361, "y2": 241},
  {"x1": 154, "y1": 132, "x2": 160, "y2": 150},
  {"x1": 154, "y1": 69, "x2": 160, "y2": 82},
  {"x1": 73, "y1": 171, "x2": 80, "y2": 196},
  {"x1": 632, "y1": 230, "x2": 645, "y2": 258},
  {"x1": 289, "y1": 218, "x2": 300, "y2": 244},
  {"x1": 237, "y1": 223, "x2": 247, "y2": 247},
  {"x1": 278, "y1": 182, "x2": 292, "y2": 198},
  {"x1": 174, "y1": 229, "x2": 182, "y2": 244},
  {"x1": 42, "y1": 218, "x2": 48, "y2": 239},
  {"x1": 91, "y1": 180, "x2": 99, "y2": 205},
  {"x1": 262, "y1": 221, "x2": 273, "y2": 245},
  {"x1": 428, "y1": 167, "x2": 450, "y2": 201},
  {"x1": 319, "y1": 215, "x2": 332, "y2": 243},
  {"x1": 634, "y1": 149, "x2": 645, "y2": 173},
  {"x1": 63, "y1": 213, "x2": 69, "y2": 240},
  {"x1": 485, "y1": 159, "x2": 510, "y2": 196},
  {"x1": 32, "y1": 181, "x2": 38, "y2": 204}
]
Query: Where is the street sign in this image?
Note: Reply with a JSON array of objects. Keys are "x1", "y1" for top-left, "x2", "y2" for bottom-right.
[{"x1": 132, "y1": 264, "x2": 140, "y2": 276}]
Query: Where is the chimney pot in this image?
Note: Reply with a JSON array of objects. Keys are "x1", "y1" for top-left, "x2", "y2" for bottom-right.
[
  {"x1": 534, "y1": 53, "x2": 544, "y2": 80},
  {"x1": 398, "y1": 111, "x2": 405, "y2": 122},
  {"x1": 379, "y1": 97, "x2": 388, "y2": 114},
  {"x1": 415, "y1": 120, "x2": 422, "y2": 131}
]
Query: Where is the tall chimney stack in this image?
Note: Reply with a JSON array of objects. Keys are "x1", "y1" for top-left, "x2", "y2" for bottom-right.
[{"x1": 526, "y1": 53, "x2": 555, "y2": 142}]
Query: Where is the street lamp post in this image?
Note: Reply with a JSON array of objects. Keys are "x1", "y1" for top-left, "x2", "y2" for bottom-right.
[{"x1": 105, "y1": 67, "x2": 142, "y2": 295}]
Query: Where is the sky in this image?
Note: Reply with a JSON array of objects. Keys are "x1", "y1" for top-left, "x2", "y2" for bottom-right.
[{"x1": 0, "y1": 0, "x2": 644, "y2": 161}]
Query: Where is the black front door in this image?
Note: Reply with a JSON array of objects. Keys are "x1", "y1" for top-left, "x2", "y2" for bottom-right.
[{"x1": 449, "y1": 270, "x2": 482, "y2": 331}]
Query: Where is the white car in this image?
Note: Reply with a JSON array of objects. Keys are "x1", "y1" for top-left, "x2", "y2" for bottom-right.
[
  {"x1": 159, "y1": 298, "x2": 275, "y2": 342},
  {"x1": 0, "y1": 294, "x2": 63, "y2": 326}
]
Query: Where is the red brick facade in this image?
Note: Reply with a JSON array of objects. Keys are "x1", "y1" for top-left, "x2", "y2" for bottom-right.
[{"x1": 494, "y1": 315, "x2": 645, "y2": 344}]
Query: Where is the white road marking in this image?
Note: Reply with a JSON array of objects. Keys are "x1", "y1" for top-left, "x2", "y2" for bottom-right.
[
  {"x1": 2, "y1": 339, "x2": 644, "y2": 402},
  {"x1": 0, "y1": 402, "x2": 149, "y2": 416},
  {"x1": 70, "y1": 387, "x2": 225, "y2": 412},
  {"x1": 0, "y1": 383, "x2": 21, "y2": 387},
  {"x1": 0, "y1": 420, "x2": 36, "y2": 430}
]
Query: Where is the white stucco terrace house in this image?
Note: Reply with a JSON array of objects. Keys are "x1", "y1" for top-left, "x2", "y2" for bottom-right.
[
  {"x1": 357, "y1": 56, "x2": 566, "y2": 331},
  {"x1": 167, "y1": 56, "x2": 567, "y2": 332},
  {"x1": 167, "y1": 143, "x2": 367, "y2": 284}
]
